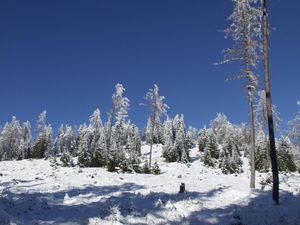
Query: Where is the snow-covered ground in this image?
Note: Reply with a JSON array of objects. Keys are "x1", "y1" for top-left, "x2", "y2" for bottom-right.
[{"x1": 0, "y1": 145, "x2": 299, "y2": 225}]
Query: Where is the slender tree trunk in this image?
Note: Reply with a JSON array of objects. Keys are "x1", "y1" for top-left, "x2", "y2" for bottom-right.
[
  {"x1": 262, "y1": 0, "x2": 279, "y2": 205},
  {"x1": 149, "y1": 115, "x2": 155, "y2": 168},
  {"x1": 107, "y1": 108, "x2": 115, "y2": 149},
  {"x1": 249, "y1": 94, "x2": 256, "y2": 188},
  {"x1": 244, "y1": 32, "x2": 256, "y2": 188}
]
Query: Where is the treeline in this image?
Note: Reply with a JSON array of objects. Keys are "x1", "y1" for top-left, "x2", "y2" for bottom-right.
[
  {"x1": 0, "y1": 84, "x2": 196, "y2": 174},
  {"x1": 0, "y1": 84, "x2": 299, "y2": 175},
  {"x1": 199, "y1": 113, "x2": 299, "y2": 174}
]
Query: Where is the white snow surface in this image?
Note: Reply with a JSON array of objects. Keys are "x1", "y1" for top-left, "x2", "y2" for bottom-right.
[{"x1": 0, "y1": 145, "x2": 300, "y2": 225}]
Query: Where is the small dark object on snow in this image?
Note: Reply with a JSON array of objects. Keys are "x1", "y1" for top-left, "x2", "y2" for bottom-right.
[{"x1": 179, "y1": 183, "x2": 185, "y2": 193}]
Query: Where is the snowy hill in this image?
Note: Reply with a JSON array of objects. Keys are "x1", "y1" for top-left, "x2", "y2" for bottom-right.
[{"x1": 0, "y1": 145, "x2": 300, "y2": 225}]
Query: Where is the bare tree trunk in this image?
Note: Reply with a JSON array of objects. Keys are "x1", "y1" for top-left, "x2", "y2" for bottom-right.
[
  {"x1": 107, "y1": 108, "x2": 115, "y2": 150},
  {"x1": 262, "y1": 0, "x2": 279, "y2": 205},
  {"x1": 249, "y1": 95, "x2": 256, "y2": 188},
  {"x1": 149, "y1": 115, "x2": 155, "y2": 168},
  {"x1": 244, "y1": 31, "x2": 256, "y2": 188}
]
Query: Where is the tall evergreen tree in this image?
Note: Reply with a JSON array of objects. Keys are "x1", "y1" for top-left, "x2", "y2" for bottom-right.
[
  {"x1": 276, "y1": 136, "x2": 297, "y2": 173},
  {"x1": 106, "y1": 84, "x2": 130, "y2": 149},
  {"x1": 0, "y1": 117, "x2": 22, "y2": 160},
  {"x1": 21, "y1": 121, "x2": 33, "y2": 159},
  {"x1": 142, "y1": 84, "x2": 169, "y2": 167},
  {"x1": 218, "y1": 0, "x2": 263, "y2": 188},
  {"x1": 33, "y1": 111, "x2": 52, "y2": 159}
]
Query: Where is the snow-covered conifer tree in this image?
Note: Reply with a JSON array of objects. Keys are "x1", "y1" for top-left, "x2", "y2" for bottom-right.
[
  {"x1": 210, "y1": 113, "x2": 232, "y2": 144},
  {"x1": 21, "y1": 121, "x2": 33, "y2": 159},
  {"x1": 255, "y1": 125, "x2": 269, "y2": 172},
  {"x1": 202, "y1": 131, "x2": 219, "y2": 168},
  {"x1": 89, "y1": 109, "x2": 107, "y2": 167},
  {"x1": 77, "y1": 123, "x2": 93, "y2": 167},
  {"x1": 219, "y1": 134, "x2": 243, "y2": 174},
  {"x1": 288, "y1": 102, "x2": 300, "y2": 149},
  {"x1": 219, "y1": 0, "x2": 263, "y2": 188},
  {"x1": 276, "y1": 136, "x2": 297, "y2": 173},
  {"x1": 173, "y1": 115, "x2": 189, "y2": 163},
  {"x1": 142, "y1": 84, "x2": 169, "y2": 167},
  {"x1": 145, "y1": 117, "x2": 162, "y2": 144},
  {"x1": 198, "y1": 128, "x2": 209, "y2": 152},
  {"x1": 106, "y1": 84, "x2": 130, "y2": 149},
  {"x1": 162, "y1": 119, "x2": 176, "y2": 162},
  {"x1": 185, "y1": 126, "x2": 198, "y2": 149},
  {"x1": 33, "y1": 111, "x2": 52, "y2": 158},
  {"x1": 0, "y1": 117, "x2": 22, "y2": 160}
]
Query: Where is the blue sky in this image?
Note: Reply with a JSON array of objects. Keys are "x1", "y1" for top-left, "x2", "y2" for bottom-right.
[{"x1": 0, "y1": 0, "x2": 299, "y2": 133}]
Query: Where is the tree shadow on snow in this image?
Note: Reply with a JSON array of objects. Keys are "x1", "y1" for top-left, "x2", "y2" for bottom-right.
[{"x1": 0, "y1": 182, "x2": 299, "y2": 225}]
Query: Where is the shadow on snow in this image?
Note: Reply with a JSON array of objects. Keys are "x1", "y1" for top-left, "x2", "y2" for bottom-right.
[{"x1": 0, "y1": 181, "x2": 299, "y2": 225}]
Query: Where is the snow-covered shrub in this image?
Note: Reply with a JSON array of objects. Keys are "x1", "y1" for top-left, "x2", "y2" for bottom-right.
[
  {"x1": 60, "y1": 151, "x2": 74, "y2": 167},
  {"x1": 142, "y1": 160, "x2": 151, "y2": 174},
  {"x1": 151, "y1": 161, "x2": 161, "y2": 175}
]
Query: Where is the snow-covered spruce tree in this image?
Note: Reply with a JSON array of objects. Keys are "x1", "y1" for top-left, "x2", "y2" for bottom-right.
[
  {"x1": 162, "y1": 115, "x2": 189, "y2": 163},
  {"x1": 89, "y1": 109, "x2": 108, "y2": 167},
  {"x1": 162, "y1": 119, "x2": 176, "y2": 162},
  {"x1": 276, "y1": 136, "x2": 297, "y2": 173},
  {"x1": 21, "y1": 121, "x2": 33, "y2": 159},
  {"x1": 210, "y1": 113, "x2": 232, "y2": 144},
  {"x1": 77, "y1": 123, "x2": 94, "y2": 167},
  {"x1": 288, "y1": 101, "x2": 300, "y2": 149},
  {"x1": 219, "y1": 0, "x2": 263, "y2": 188},
  {"x1": 202, "y1": 131, "x2": 219, "y2": 168},
  {"x1": 185, "y1": 126, "x2": 198, "y2": 149},
  {"x1": 198, "y1": 128, "x2": 209, "y2": 152},
  {"x1": 106, "y1": 83, "x2": 130, "y2": 150},
  {"x1": 32, "y1": 111, "x2": 52, "y2": 159},
  {"x1": 77, "y1": 109, "x2": 108, "y2": 168},
  {"x1": 123, "y1": 124, "x2": 141, "y2": 172},
  {"x1": 53, "y1": 124, "x2": 76, "y2": 157},
  {"x1": 255, "y1": 125, "x2": 270, "y2": 172},
  {"x1": 231, "y1": 124, "x2": 249, "y2": 156},
  {"x1": 145, "y1": 117, "x2": 163, "y2": 144},
  {"x1": 219, "y1": 134, "x2": 243, "y2": 174},
  {"x1": 107, "y1": 136, "x2": 125, "y2": 172},
  {"x1": 254, "y1": 90, "x2": 281, "y2": 131},
  {"x1": 142, "y1": 84, "x2": 169, "y2": 167},
  {"x1": 173, "y1": 115, "x2": 190, "y2": 163},
  {"x1": 0, "y1": 117, "x2": 23, "y2": 160}
]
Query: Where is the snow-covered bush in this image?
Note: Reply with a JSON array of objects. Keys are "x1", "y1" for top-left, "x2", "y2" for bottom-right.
[{"x1": 151, "y1": 161, "x2": 161, "y2": 175}]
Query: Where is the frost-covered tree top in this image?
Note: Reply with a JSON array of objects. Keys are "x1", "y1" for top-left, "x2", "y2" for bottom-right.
[
  {"x1": 223, "y1": 0, "x2": 263, "y2": 67},
  {"x1": 143, "y1": 84, "x2": 169, "y2": 120},
  {"x1": 89, "y1": 108, "x2": 102, "y2": 131},
  {"x1": 220, "y1": 0, "x2": 263, "y2": 99},
  {"x1": 110, "y1": 83, "x2": 130, "y2": 123},
  {"x1": 37, "y1": 110, "x2": 47, "y2": 134}
]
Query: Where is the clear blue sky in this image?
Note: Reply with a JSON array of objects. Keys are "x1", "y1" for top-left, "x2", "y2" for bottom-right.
[{"x1": 0, "y1": 0, "x2": 299, "y2": 133}]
